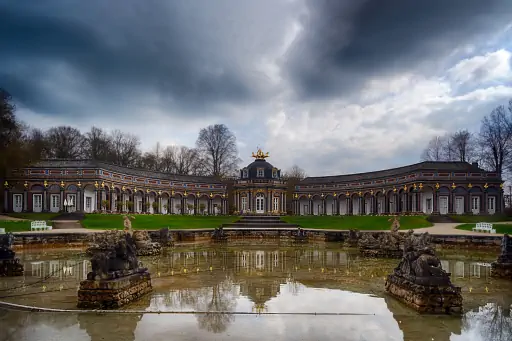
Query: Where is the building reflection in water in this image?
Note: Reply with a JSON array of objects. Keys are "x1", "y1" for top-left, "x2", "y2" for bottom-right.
[{"x1": 1, "y1": 247, "x2": 508, "y2": 339}]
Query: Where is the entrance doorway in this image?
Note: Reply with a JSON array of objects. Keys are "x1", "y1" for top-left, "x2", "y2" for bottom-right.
[
  {"x1": 33, "y1": 194, "x2": 43, "y2": 213},
  {"x1": 66, "y1": 194, "x2": 77, "y2": 212},
  {"x1": 439, "y1": 196, "x2": 448, "y2": 215},
  {"x1": 455, "y1": 196, "x2": 464, "y2": 215},
  {"x1": 471, "y1": 196, "x2": 480, "y2": 214},
  {"x1": 13, "y1": 194, "x2": 22, "y2": 212},
  {"x1": 255, "y1": 193, "x2": 265, "y2": 214}
]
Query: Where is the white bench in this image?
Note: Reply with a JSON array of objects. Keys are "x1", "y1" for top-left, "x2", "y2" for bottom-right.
[
  {"x1": 30, "y1": 221, "x2": 52, "y2": 231},
  {"x1": 0, "y1": 228, "x2": 5, "y2": 234},
  {"x1": 472, "y1": 222, "x2": 496, "y2": 233}
]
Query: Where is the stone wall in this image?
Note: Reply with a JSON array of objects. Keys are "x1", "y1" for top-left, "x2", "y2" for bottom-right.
[{"x1": 12, "y1": 229, "x2": 502, "y2": 249}]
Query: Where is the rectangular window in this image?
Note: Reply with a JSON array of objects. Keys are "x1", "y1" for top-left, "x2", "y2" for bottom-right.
[
  {"x1": 426, "y1": 199, "x2": 432, "y2": 211},
  {"x1": 272, "y1": 170, "x2": 277, "y2": 178},
  {"x1": 472, "y1": 197, "x2": 479, "y2": 210},
  {"x1": 273, "y1": 197, "x2": 279, "y2": 211},
  {"x1": 52, "y1": 195, "x2": 60, "y2": 208},
  {"x1": 488, "y1": 197, "x2": 495, "y2": 210},
  {"x1": 243, "y1": 169, "x2": 248, "y2": 178},
  {"x1": 86, "y1": 197, "x2": 92, "y2": 210},
  {"x1": 14, "y1": 194, "x2": 22, "y2": 207},
  {"x1": 257, "y1": 168, "x2": 264, "y2": 177},
  {"x1": 242, "y1": 197, "x2": 247, "y2": 211}
]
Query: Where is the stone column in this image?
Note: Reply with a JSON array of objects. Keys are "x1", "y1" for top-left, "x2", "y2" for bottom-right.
[
  {"x1": 77, "y1": 189, "x2": 82, "y2": 212},
  {"x1": 3, "y1": 189, "x2": 8, "y2": 212},
  {"x1": 483, "y1": 192, "x2": 488, "y2": 214},
  {"x1": 60, "y1": 189, "x2": 64, "y2": 212},
  {"x1": 23, "y1": 190, "x2": 28, "y2": 212}
]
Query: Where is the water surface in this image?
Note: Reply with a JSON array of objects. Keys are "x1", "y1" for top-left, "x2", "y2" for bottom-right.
[{"x1": 1, "y1": 242, "x2": 511, "y2": 341}]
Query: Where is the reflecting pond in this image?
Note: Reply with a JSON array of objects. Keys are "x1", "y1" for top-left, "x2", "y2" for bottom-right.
[{"x1": 0, "y1": 242, "x2": 511, "y2": 341}]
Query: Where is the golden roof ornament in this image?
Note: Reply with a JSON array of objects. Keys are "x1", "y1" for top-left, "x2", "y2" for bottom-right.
[
  {"x1": 370, "y1": 190, "x2": 374, "y2": 196},
  {"x1": 418, "y1": 183, "x2": 423, "y2": 190},
  {"x1": 393, "y1": 187, "x2": 397, "y2": 192},
  {"x1": 94, "y1": 181, "x2": 99, "y2": 189},
  {"x1": 122, "y1": 185, "x2": 126, "y2": 191},
  {"x1": 101, "y1": 181, "x2": 105, "y2": 187},
  {"x1": 146, "y1": 189, "x2": 150, "y2": 193},
  {"x1": 24, "y1": 181, "x2": 28, "y2": 188},
  {"x1": 413, "y1": 183, "x2": 417, "y2": 190},
  {"x1": 210, "y1": 192, "x2": 213, "y2": 198},
  {"x1": 60, "y1": 180, "x2": 65, "y2": 188},
  {"x1": 435, "y1": 183, "x2": 440, "y2": 190},
  {"x1": 321, "y1": 193, "x2": 324, "y2": 198},
  {"x1": 171, "y1": 190, "x2": 175, "y2": 195},
  {"x1": 44, "y1": 180, "x2": 48, "y2": 188},
  {"x1": 111, "y1": 183, "x2": 115, "y2": 190},
  {"x1": 158, "y1": 190, "x2": 162, "y2": 195},
  {"x1": 484, "y1": 183, "x2": 489, "y2": 189},
  {"x1": 451, "y1": 183, "x2": 456, "y2": 189},
  {"x1": 307, "y1": 194, "x2": 311, "y2": 198},
  {"x1": 500, "y1": 182, "x2": 504, "y2": 189},
  {"x1": 403, "y1": 184, "x2": 407, "y2": 191},
  {"x1": 333, "y1": 192, "x2": 337, "y2": 197},
  {"x1": 294, "y1": 193, "x2": 298, "y2": 199},
  {"x1": 77, "y1": 181, "x2": 82, "y2": 188},
  {"x1": 3, "y1": 181, "x2": 8, "y2": 187},
  {"x1": 468, "y1": 183, "x2": 472, "y2": 189},
  {"x1": 346, "y1": 191, "x2": 350, "y2": 197},
  {"x1": 251, "y1": 147, "x2": 269, "y2": 160},
  {"x1": 358, "y1": 191, "x2": 362, "y2": 196}
]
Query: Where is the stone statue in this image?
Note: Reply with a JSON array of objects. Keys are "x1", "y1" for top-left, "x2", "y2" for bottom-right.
[
  {"x1": 0, "y1": 233, "x2": 15, "y2": 260},
  {"x1": 295, "y1": 227, "x2": 308, "y2": 242},
  {"x1": 159, "y1": 227, "x2": 173, "y2": 247},
  {"x1": 88, "y1": 231, "x2": 142, "y2": 280},
  {"x1": 132, "y1": 230, "x2": 162, "y2": 256},
  {"x1": 385, "y1": 232, "x2": 462, "y2": 313},
  {"x1": 491, "y1": 234, "x2": 512, "y2": 279},
  {"x1": 212, "y1": 227, "x2": 227, "y2": 241},
  {"x1": 344, "y1": 229, "x2": 360, "y2": 247},
  {"x1": 388, "y1": 216, "x2": 401, "y2": 233},
  {"x1": 123, "y1": 215, "x2": 135, "y2": 234}
]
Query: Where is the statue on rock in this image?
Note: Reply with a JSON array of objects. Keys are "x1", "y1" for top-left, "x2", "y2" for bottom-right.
[
  {"x1": 358, "y1": 216, "x2": 409, "y2": 258},
  {"x1": 132, "y1": 230, "x2": 162, "y2": 256},
  {"x1": 123, "y1": 215, "x2": 135, "y2": 234},
  {"x1": 385, "y1": 232, "x2": 462, "y2": 314},
  {"x1": 0, "y1": 232, "x2": 24, "y2": 276},
  {"x1": 491, "y1": 234, "x2": 512, "y2": 280},
  {"x1": 78, "y1": 228, "x2": 153, "y2": 309},
  {"x1": 212, "y1": 227, "x2": 227, "y2": 242}
]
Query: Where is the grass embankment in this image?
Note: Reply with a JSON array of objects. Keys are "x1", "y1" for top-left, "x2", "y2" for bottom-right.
[
  {"x1": 82, "y1": 214, "x2": 239, "y2": 230},
  {"x1": 456, "y1": 223, "x2": 512, "y2": 234},
  {"x1": 1, "y1": 213, "x2": 60, "y2": 232},
  {"x1": 449, "y1": 215, "x2": 512, "y2": 223},
  {"x1": 0, "y1": 213, "x2": 239, "y2": 232},
  {"x1": 280, "y1": 215, "x2": 432, "y2": 230}
]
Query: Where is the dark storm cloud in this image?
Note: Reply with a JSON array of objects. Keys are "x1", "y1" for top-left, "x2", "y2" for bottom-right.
[
  {"x1": 284, "y1": 0, "x2": 512, "y2": 99},
  {"x1": 0, "y1": 0, "x2": 295, "y2": 117}
]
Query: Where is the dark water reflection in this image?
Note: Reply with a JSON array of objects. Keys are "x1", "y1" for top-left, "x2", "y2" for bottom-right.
[{"x1": 0, "y1": 243, "x2": 511, "y2": 341}]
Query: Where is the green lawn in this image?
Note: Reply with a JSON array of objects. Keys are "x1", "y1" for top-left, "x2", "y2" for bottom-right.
[
  {"x1": 280, "y1": 215, "x2": 432, "y2": 230},
  {"x1": 456, "y1": 223, "x2": 512, "y2": 234},
  {"x1": 449, "y1": 215, "x2": 512, "y2": 223},
  {"x1": 6, "y1": 213, "x2": 60, "y2": 221},
  {"x1": 82, "y1": 214, "x2": 239, "y2": 230},
  {"x1": 0, "y1": 221, "x2": 34, "y2": 232}
]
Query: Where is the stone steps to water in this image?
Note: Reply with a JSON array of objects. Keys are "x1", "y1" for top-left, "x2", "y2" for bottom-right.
[
  {"x1": 223, "y1": 216, "x2": 299, "y2": 229},
  {"x1": 51, "y1": 221, "x2": 84, "y2": 229},
  {"x1": 427, "y1": 215, "x2": 457, "y2": 224}
]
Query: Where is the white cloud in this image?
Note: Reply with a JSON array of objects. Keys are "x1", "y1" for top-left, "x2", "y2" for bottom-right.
[
  {"x1": 447, "y1": 49, "x2": 512, "y2": 85},
  {"x1": 263, "y1": 52, "x2": 512, "y2": 176}
]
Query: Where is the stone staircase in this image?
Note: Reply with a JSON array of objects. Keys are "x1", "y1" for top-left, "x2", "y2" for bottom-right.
[
  {"x1": 222, "y1": 216, "x2": 299, "y2": 229},
  {"x1": 427, "y1": 215, "x2": 458, "y2": 224}
]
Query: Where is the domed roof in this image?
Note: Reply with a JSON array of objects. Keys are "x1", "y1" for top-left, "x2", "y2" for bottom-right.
[{"x1": 240, "y1": 148, "x2": 281, "y2": 180}]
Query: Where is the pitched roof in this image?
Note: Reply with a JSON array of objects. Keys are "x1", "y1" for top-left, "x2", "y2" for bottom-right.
[
  {"x1": 29, "y1": 159, "x2": 223, "y2": 184},
  {"x1": 300, "y1": 161, "x2": 483, "y2": 184}
]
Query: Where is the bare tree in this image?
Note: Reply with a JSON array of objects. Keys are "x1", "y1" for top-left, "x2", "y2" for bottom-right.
[
  {"x1": 45, "y1": 126, "x2": 85, "y2": 159},
  {"x1": 196, "y1": 124, "x2": 240, "y2": 177},
  {"x1": 450, "y1": 129, "x2": 476, "y2": 162},
  {"x1": 282, "y1": 165, "x2": 307, "y2": 180},
  {"x1": 421, "y1": 135, "x2": 450, "y2": 161},
  {"x1": 24, "y1": 127, "x2": 50, "y2": 162},
  {"x1": 85, "y1": 126, "x2": 113, "y2": 161},
  {"x1": 110, "y1": 130, "x2": 141, "y2": 167},
  {"x1": 478, "y1": 102, "x2": 512, "y2": 175}
]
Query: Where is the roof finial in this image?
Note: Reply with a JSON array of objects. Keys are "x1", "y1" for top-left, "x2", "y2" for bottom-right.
[{"x1": 251, "y1": 147, "x2": 269, "y2": 160}]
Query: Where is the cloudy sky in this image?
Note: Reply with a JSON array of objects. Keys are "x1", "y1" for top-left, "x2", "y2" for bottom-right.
[{"x1": 2, "y1": 0, "x2": 512, "y2": 176}]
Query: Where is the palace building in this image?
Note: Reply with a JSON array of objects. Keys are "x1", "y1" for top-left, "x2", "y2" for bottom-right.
[
  {"x1": 232, "y1": 149, "x2": 287, "y2": 214},
  {"x1": 292, "y1": 161, "x2": 504, "y2": 216},
  {"x1": 2, "y1": 151, "x2": 505, "y2": 216},
  {"x1": 3, "y1": 159, "x2": 228, "y2": 215}
]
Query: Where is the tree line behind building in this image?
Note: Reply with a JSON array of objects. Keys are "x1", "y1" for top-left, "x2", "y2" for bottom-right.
[
  {"x1": 421, "y1": 99, "x2": 512, "y2": 178},
  {"x1": 0, "y1": 88, "x2": 307, "y2": 184}
]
